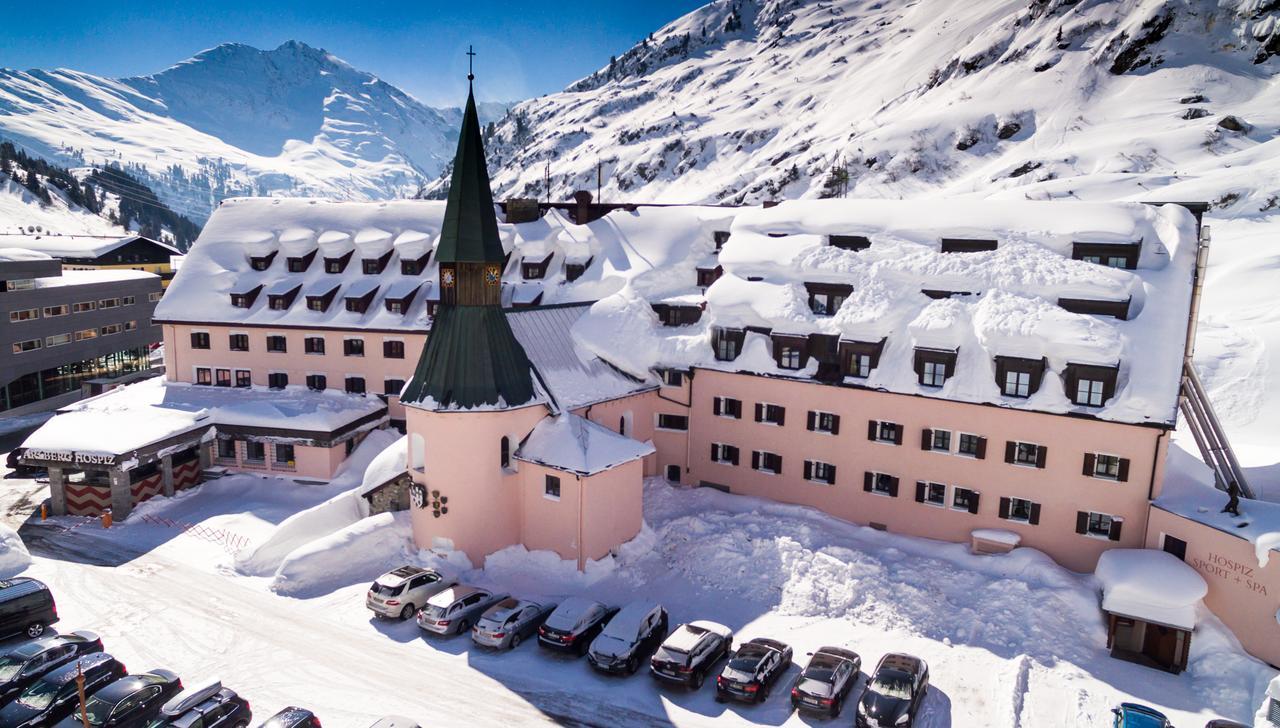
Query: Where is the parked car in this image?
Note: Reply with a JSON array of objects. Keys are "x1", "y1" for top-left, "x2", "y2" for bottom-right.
[
  {"x1": 715, "y1": 637, "x2": 793, "y2": 704},
  {"x1": 144, "y1": 678, "x2": 251, "y2": 728},
  {"x1": 51, "y1": 669, "x2": 182, "y2": 728},
  {"x1": 0, "y1": 653, "x2": 125, "y2": 727},
  {"x1": 415, "y1": 586, "x2": 507, "y2": 636},
  {"x1": 649, "y1": 621, "x2": 733, "y2": 690},
  {"x1": 1112, "y1": 703, "x2": 1174, "y2": 727},
  {"x1": 856, "y1": 654, "x2": 929, "y2": 728},
  {"x1": 0, "y1": 631, "x2": 103, "y2": 704},
  {"x1": 537, "y1": 598, "x2": 617, "y2": 656},
  {"x1": 258, "y1": 708, "x2": 319, "y2": 728},
  {"x1": 470, "y1": 598, "x2": 556, "y2": 650},
  {"x1": 790, "y1": 646, "x2": 861, "y2": 718},
  {"x1": 0, "y1": 579, "x2": 59, "y2": 640},
  {"x1": 366, "y1": 566, "x2": 455, "y2": 621},
  {"x1": 366, "y1": 717, "x2": 419, "y2": 728},
  {"x1": 587, "y1": 601, "x2": 668, "y2": 675},
  {"x1": 1203, "y1": 721, "x2": 1249, "y2": 728}
]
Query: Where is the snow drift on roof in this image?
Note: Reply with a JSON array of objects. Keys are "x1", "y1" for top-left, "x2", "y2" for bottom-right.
[
  {"x1": 515, "y1": 413, "x2": 654, "y2": 476},
  {"x1": 0, "y1": 247, "x2": 53, "y2": 262},
  {"x1": 0, "y1": 233, "x2": 179, "y2": 259},
  {"x1": 1095, "y1": 549, "x2": 1206, "y2": 631}
]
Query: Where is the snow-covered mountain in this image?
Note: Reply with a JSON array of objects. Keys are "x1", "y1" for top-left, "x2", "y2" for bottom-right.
[
  {"x1": 479, "y1": 0, "x2": 1278, "y2": 212},
  {"x1": 0, "y1": 41, "x2": 509, "y2": 222}
]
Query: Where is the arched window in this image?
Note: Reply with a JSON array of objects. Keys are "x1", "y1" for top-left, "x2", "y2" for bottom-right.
[
  {"x1": 500, "y1": 436, "x2": 511, "y2": 470},
  {"x1": 410, "y1": 433, "x2": 425, "y2": 472},
  {"x1": 618, "y1": 416, "x2": 626, "y2": 436}
]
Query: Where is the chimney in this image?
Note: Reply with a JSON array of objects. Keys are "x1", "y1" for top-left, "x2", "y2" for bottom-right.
[{"x1": 572, "y1": 190, "x2": 594, "y2": 225}]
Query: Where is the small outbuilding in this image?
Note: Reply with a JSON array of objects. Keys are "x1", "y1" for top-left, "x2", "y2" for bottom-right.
[{"x1": 1095, "y1": 549, "x2": 1207, "y2": 673}]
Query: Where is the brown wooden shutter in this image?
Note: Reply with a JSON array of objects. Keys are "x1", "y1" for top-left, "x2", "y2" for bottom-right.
[
  {"x1": 863, "y1": 472, "x2": 874, "y2": 492},
  {"x1": 710, "y1": 444, "x2": 718, "y2": 462},
  {"x1": 730, "y1": 447, "x2": 740, "y2": 466},
  {"x1": 915, "y1": 482, "x2": 926, "y2": 503},
  {"x1": 892, "y1": 425, "x2": 903, "y2": 446},
  {"x1": 968, "y1": 491, "x2": 980, "y2": 514},
  {"x1": 1029, "y1": 503, "x2": 1041, "y2": 525},
  {"x1": 867, "y1": 420, "x2": 878, "y2": 441},
  {"x1": 755, "y1": 403, "x2": 764, "y2": 422},
  {"x1": 1004, "y1": 441, "x2": 1016, "y2": 464},
  {"x1": 830, "y1": 415, "x2": 840, "y2": 435},
  {"x1": 807, "y1": 411, "x2": 816, "y2": 431},
  {"x1": 803, "y1": 460, "x2": 813, "y2": 480},
  {"x1": 998, "y1": 497, "x2": 1011, "y2": 519},
  {"x1": 1035, "y1": 447, "x2": 1047, "y2": 469},
  {"x1": 1117, "y1": 458, "x2": 1130, "y2": 482},
  {"x1": 1083, "y1": 453, "x2": 1096, "y2": 477},
  {"x1": 775, "y1": 455, "x2": 783, "y2": 474},
  {"x1": 777, "y1": 407, "x2": 785, "y2": 426},
  {"x1": 713, "y1": 398, "x2": 722, "y2": 416},
  {"x1": 751, "y1": 451, "x2": 760, "y2": 470},
  {"x1": 826, "y1": 465, "x2": 837, "y2": 484},
  {"x1": 1108, "y1": 519, "x2": 1123, "y2": 541},
  {"x1": 921, "y1": 428, "x2": 933, "y2": 450},
  {"x1": 975, "y1": 437, "x2": 987, "y2": 460},
  {"x1": 887, "y1": 477, "x2": 899, "y2": 497},
  {"x1": 1075, "y1": 511, "x2": 1088, "y2": 534}
]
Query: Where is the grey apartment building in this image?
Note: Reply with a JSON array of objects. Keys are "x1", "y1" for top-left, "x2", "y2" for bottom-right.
[{"x1": 1, "y1": 249, "x2": 163, "y2": 414}]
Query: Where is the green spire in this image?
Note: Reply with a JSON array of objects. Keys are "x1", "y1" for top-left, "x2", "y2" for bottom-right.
[{"x1": 436, "y1": 88, "x2": 503, "y2": 264}]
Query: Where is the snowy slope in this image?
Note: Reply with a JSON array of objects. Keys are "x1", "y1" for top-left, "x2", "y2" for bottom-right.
[
  {"x1": 0, "y1": 175, "x2": 126, "y2": 238},
  {"x1": 0, "y1": 42, "x2": 509, "y2": 222}
]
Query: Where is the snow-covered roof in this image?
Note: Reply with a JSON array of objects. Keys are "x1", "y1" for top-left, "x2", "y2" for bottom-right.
[
  {"x1": 154, "y1": 198, "x2": 737, "y2": 333},
  {"x1": 359, "y1": 435, "x2": 408, "y2": 497},
  {"x1": 0, "y1": 233, "x2": 179, "y2": 259},
  {"x1": 1154, "y1": 450, "x2": 1280, "y2": 568},
  {"x1": 514, "y1": 413, "x2": 654, "y2": 476},
  {"x1": 1095, "y1": 549, "x2": 1207, "y2": 631},
  {"x1": 0, "y1": 247, "x2": 53, "y2": 262},
  {"x1": 574, "y1": 199, "x2": 1199, "y2": 427},
  {"x1": 31, "y1": 268, "x2": 158, "y2": 288},
  {"x1": 22, "y1": 377, "x2": 385, "y2": 460}
]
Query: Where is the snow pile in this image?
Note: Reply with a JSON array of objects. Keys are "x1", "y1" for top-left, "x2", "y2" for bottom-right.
[
  {"x1": 357, "y1": 435, "x2": 408, "y2": 501},
  {"x1": 482, "y1": 543, "x2": 619, "y2": 589},
  {"x1": 271, "y1": 511, "x2": 414, "y2": 598},
  {"x1": 1095, "y1": 549, "x2": 1208, "y2": 631},
  {"x1": 972, "y1": 529, "x2": 1022, "y2": 546},
  {"x1": 0, "y1": 525, "x2": 32, "y2": 577},
  {"x1": 0, "y1": 233, "x2": 180, "y2": 259},
  {"x1": 571, "y1": 286, "x2": 710, "y2": 380},
  {"x1": 514, "y1": 413, "x2": 654, "y2": 476}
]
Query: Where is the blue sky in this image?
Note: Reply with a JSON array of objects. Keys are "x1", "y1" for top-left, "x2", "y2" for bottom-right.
[{"x1": 1, "y1": 0, "x2": 707, "y2": 107}]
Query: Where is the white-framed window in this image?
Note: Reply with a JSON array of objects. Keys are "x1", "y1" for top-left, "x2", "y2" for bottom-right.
[
  {"x1": 952, "y1": 487, "x2": 980, "y2": 513},
  {"x1": 806, "y1": 460, "x2": 836, "y2": 485},
  {"x1": 712, "y1": 396, "x2": 742, "y2": 419},
  {"x1": 11, "y1": 338, "x2": 41, "y2": 354},
  {"x1": 659, "y1": 369, "x2": 685, "y2": 387},
  {"x1": 1003, "y1": 497, "x2": 1038, "y2": 523},
  {"x1": 848, "y1": 352, "x2": 872, "y2": 378},
  {"x1": 655, "y1": 413, "x2": 689, "y2": 431},
  {"x1": 870, "y1": 420, "x2": 901, "y2": 444},
  {"x1": 710, "y1": 443, "x2": 739, "y2": 465},
  {"x1": 1076, "y1": 378, "x2": 1106, "y2": 406},
  {"x1": 809, "y1": 411, "x2": 839, "y2": 434},
  {"x1": 8, "y1": 308, "x2": 39, "y2": 323},
  {"x1": 1079, "y1": 511, "x2": 1122, "y2": 540},
  {"x1": 922, "y1": 361, "x2": 947, "y2": 387},
  {"x1": 1003, "y1": 370, "x2": 1031, "y2": 398},
  {"x1": 926, "y1": 428, "x2": 951, "y2": 452},
  {"x1": 1008, "y1": 441, "x2": 1044, "y2": 467},
  {"x1": 715, "y1": 335, "x2": 739, "y2": 361},
  {"x1": 544, "y1": 474, "x2": 562, "y2": 501},
  {"x1": 5, "y1": 279, "x2": 35, "y2": 291},
  {"x1": 148, "y1": 291, "x2": 163, "y2": 302},
  {"x1": 43, "y1": 304, "x2": 68, "y2": 317},
  {"x1": 752, "y1": 450, "x2": 783, "y2": 474},
  {"x1": 124, "y1": 321, "x2": 137, "y2": 331},
  {"x1": 44, "y1": 333, "x2": 71, "y2": 347},
  {"x1": 778, "y1": 345, "x2": 802, "y2": 369},
  {"x1": 98, "y1": 297, "x2": 120, "y2": 309},
  {"x1": 1087, "y1": 452, "x2": 1129, "y2": 481},
  {"x1": 755, "y1": 402, "x2": 785, "y2": 426},
  {"x1": 919, "y1": 481, "x2": 947, "y2": 506},
  {"x1": 866, "y1": 471, "x2": 897, "y2": 496},
  {"x1": 121, "y1": 295, "x2": 135, "y2": 306},
  {"x1": 72, "y1": 301, "x2": 96, "y2": 313},
  {"x1": 100, "y1": 323, "x2": 123, "y2": 336}
]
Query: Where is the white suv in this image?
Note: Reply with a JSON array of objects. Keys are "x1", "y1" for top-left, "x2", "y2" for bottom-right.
[{"x1": 366, "y1": 566, "x2": 455, "y2": 620}]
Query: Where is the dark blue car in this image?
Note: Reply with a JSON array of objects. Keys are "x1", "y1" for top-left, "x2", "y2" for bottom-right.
[
  {"x1": 51, "y1": 670, "x2": 182, "y2": 728},
  {"x1": 0, "y1": 631, "x2": 103, "y2": 706},
  {"x1": 0, "y1": 652, "x2": 126, "y2": 727},
  {"x1": 1112, "y1": 703, "x2": 1174, "y2": 728}
]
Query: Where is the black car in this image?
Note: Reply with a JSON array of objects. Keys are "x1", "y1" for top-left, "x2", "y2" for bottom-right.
[
  {"x1": 650, "y1": 621, "x2": 734, "y2": 690},
  {"x1": 51, "y1": 670, "x2": 183, "y2": 728},
  {"x1": 258, "y1": 708, "x2": 320, "y2": 728},
  {"x1": 0, "y1": 653, "x2": 126, "y2": 727},
  {"x1": 536, "y1": 598, "x2": 617, "y2": 656},
  {"x1": 586, "y1": 601, "x2": 668, "y2": 675},
  {"x1": 0, "y1": 579, "x2": 58, "y2": 641},
  {"x1": 715, "y1": 637, "x2": 792, "y2": 704},
  {"x1": 790, "y1": 646, "x2": 861, "y2": 717},
  {"x1": 856, "y1": 654, "x2": 929, "y2": 728},
  {"x1": 0, "y1": 631, "x2": 104, "y2": 705},
  {"x1": 144, "y1": 679, "x2": 252, "y2": 728}
]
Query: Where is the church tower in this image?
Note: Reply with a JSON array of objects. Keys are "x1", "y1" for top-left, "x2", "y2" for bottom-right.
[{"x1": 399, "y1": 61, "x2": 548, "y2": 563}]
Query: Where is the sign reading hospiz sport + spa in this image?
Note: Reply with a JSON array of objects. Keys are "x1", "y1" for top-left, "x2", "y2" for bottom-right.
[{"x1": 21, "y1": 449, "x2": 116, "y2": 467}]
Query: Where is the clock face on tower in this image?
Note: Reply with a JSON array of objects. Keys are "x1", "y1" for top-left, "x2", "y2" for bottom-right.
[
  {"x1": 484, "y1": 265, "x2": 501, "y2": 286},
  {"x1": 441, "y1": 268, "x2": 455, "y2": 287}
]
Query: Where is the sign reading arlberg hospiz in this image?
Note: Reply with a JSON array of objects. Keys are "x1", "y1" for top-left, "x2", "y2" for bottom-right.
[{"x1": 21, "y1": 449, "x2": 117, "y2": 467}]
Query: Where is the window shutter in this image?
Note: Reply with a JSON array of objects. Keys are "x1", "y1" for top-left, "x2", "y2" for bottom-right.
[
  {"x1": 976, "y1": 437, "x2": 988, "y2": 460},
  {"x1": 892, "y1": 425, "x2": 903, "y2": 446},
  {"x1": 887, "y1": 477, "x2": 899, "y2": 498},
  {"x1": 968, "y1": 491, "x2": 980, "y2": 514},
  {"x1": 1075, "y1": 511, "x2": 1088, "y2": 535},
  {"x1": 710, "y1": 444, "x2": 718, "y2": 462},
  {"x1": 751, "y1": 451, "x2": 760, "y2": 470},
  {"x1": 915, "y1": 481, "x2": 926, "y2": 503},
  {"x1": 1108, "y1": 519, "x2": 1123, "y2": 542},
  {"x1": 998, "y1": 497, "x2": 1011, "y2": 520},
  {"x1": 1029, "y1": 503, "x2": 1041, "y2": 525},
  {"x1": 713, "y1": 398, "x2": 722, "y2": 416},
  {"x1": 1083, "y1": 453, "x2": 1096, "y2": 477},
  {"x1": 1004, "y1": 441, "x2": 1016, "y2": 463},
  {"x1": 827, "y1": 465, "x2": 836, "y2": 483},
  {"x1": 1117, "y1": 458, "x2": 1130, "y2": 482},
  {"x1": 867, "y1": 420, "x2": 878, "y2": 441},
  {"x1": 807, "y1": 411, "x2": 816, "y2": 431},
  {"x1": 775, "y1": 455, "x2": 783, "y2": 474},
  {"x1": 921, "y1": 428, "x2": 933, "y2": 450},
  {"x1": 777, "y1": 407, "x2": 785, "y2": 426},
  {"x1": 755, "y1": 403, "x2": 764, "y2": 422},
  {"x1": 830, "y1": 415, "x2": 840, "y2": 435},
  {"x1": 1035, "y1": 447, "x2": 1047, "y2": 469},
  {"x1": 803, "y1": 460, "x2": 813, "y2": 480},
  {"x1": 730, "y1": 447, "x2": 740, "y2": 466},
  {"x1": 863, "y1": 472, "x2": 874, "y2": 492}
]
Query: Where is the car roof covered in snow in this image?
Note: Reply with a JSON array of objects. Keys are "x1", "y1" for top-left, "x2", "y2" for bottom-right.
[
  {"x1": 427, "y1": 584, "x2": 487, "y2": 606},
  {"x1": 601, "y1": 601, "x2": 660, "y2": 638},
  {"x1": 666, "y1": 620, "x2": 730, "y2": 651}
]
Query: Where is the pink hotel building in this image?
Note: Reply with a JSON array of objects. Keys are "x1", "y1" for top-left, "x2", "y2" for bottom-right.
[{"x1": 22, "y1": 88, "x2": 1277, "y2": 668}]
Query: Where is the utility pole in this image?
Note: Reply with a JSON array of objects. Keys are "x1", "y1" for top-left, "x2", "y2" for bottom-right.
[
  {"x1": 76, "y1": 662, "x2": 90, "y2": 728},
  {"x1": 544, "y1": 163, "x2": 551, "y2": 205},
  {"x1": 596, "y1": 159, "x2": 602, "y2": 202}
]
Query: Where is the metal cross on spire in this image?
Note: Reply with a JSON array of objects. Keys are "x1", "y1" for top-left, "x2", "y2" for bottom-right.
[{"x1": 466, "y1": 45, "x2": 476, "y2": 82}]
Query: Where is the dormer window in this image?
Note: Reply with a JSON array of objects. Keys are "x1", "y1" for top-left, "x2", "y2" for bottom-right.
[
  {"x1": 361, "y1": 250, "x2": 393, "y2": 275},
  {"x1": 696, "y1": 265, "x2": 723, "y2": 288},
  {"x1": 249, "y1": 251, "x2": 277, "y2": 271},
  {"x1": 828, "y1": 235, "x2": 871, "y2": 251},
  {"x1": 384, "y1": 282, "x2": 421, "y2": 314},
  {"x1": 286, "y1": 250, "x2": 317, "y2": 272},
  {"x1": 772, "y1": 334, "x2": 808, "y2": 370},
  {"x1": 400, "y1": 252, "x2": 431, "y2": 276},
  {"x1": 1057, "y1": 296, "x2": 1131, "y2": 320},
  {"x1": 994, "y1": 356, "x2": 1046, "y2": 398},
  {"x1": 267, "y1": 284, "x2": 302, "y2": 311},
  {"x1": 304, "y1": 283, "x2": 340, "y2": 312},
  {"x1": 840, "y1": 339, "x2": 885, "y2": 378},
  {"x1": 343, "y1": 282, "x2": 379, "y2": 314},
  {"x1": 914, "y1": 348, "x2": 957, "y2": 387},
  {"x1": 564, "y1": 257, "x2": 592, "y2": 282},
  {"x1": 711, "y1": 327, "x2": 744, "y2": 361},
  {"x1": 521, "y1": 252, "x2": 554, "y2": 280},
  {"x1": 713, "y1": 231, "x2": 731, "y2": 251},
  {"x1": 1072, "y1": 241, "x2": 1140, "y2": 270},
  {"x1": 922, "y1": 289, "x2": 975, "y2": 300},
  {"x1": 651, "y1": 303, "x2": 702, "y2": 327},
  {"x1": 229, "y1": 285, "x2": 263, "y2": 309},
  {"x1": 1064, "y1": 363, "x2": 1119, "y2": 407},
  {"x1": 324, "y1": 251, "x2": 353, "y2": 274},
  {"x1": 805, "y1": 283, "x2": 852, "y2": 316},
  {"x1": 940, "y1": 238, "x2": 998, "y2": 253}
]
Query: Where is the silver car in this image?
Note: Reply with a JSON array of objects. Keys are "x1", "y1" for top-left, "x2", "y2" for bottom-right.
[
  {"x1": 416, "y1": 585, "x2": 508, "y2": 636},
  {"x1": 471, "y1": 598, "x2": 557, "y2": 650},
  {"x1": 366, "y1": 566, "x2": 456, "y2": 620}
]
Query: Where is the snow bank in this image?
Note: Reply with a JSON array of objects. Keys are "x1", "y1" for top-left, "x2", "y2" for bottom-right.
[
  {"x1": 271, "y1": 511, "x2": 413, "y2": 598},
  {"x1": 0, "y1": 525, "x2": 31, "y2": 577},
  {"x1": 1095, "y1": 549, "x2": 1207, "y2": 630}
]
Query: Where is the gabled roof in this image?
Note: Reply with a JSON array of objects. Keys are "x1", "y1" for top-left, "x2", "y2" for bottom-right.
[
  {"x1": 436, "y1": 88, "x2": 504, "y2": 265},
  {"x1": 514, "y1": 413, "x2": 653, "y2": 476},
  {"x1": 399, "y1": 305, "x2": 537, "y2": 409},
  {"x1": 0, "y1": 233, "x2": 180, "y2": 259}
]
